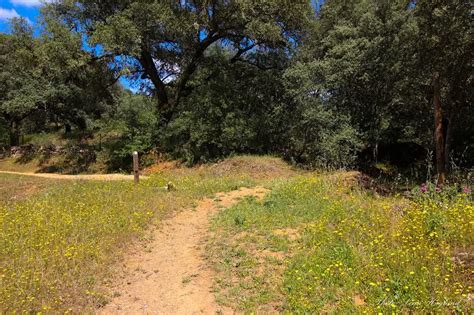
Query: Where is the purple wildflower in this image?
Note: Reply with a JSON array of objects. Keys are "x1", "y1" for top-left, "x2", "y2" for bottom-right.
[
  {"x1": 462, "y1": 186, "x2": 472, "y2": 194},
  {"x1": 420, "y1": 184, "x2": 428, "y2": 193}
]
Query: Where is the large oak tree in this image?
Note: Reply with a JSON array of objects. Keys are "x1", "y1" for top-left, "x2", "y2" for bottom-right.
[
  {"x1": 412, "y1": 0, "x2": 473, "y2": 184},
  {"x1": 49, "y1": 0, "x2": 312, "y2": 120}
]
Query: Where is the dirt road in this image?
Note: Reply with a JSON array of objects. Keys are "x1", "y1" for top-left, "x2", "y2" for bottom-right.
[{"x1": 0, "y1": 171, "x2": 144, "y2": 181}]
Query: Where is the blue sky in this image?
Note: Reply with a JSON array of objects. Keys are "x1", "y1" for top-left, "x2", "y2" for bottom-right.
[
  {"x1": 0, "y1": 0, "x2": 136, "y2": 90},
  {"x1": 0, "y1": 0, "x2": 49, "y2": 32}
]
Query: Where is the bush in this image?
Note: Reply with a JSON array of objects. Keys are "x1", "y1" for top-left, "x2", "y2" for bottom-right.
[
  {"x1": 410, "y1": 181, "x2": 473, "y2": 202},
  {"x1": 283, "y1": 61, "x2": 362, "y2": 169},
  {"x1": 163, "y1": 110, "x2": 257, "y2": 165},
  {"x1": 99, "y1": 94, "x2": 158, "y2": 171},
  {"x1": 285, "y1": 103, "x2": 362, "y2": 168},
  {"x1": 162, "y1": 49, "x2": 288, "y2": 164}
]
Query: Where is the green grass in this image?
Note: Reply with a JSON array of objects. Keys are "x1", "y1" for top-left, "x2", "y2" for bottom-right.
[
  {"x1": 208, "y1": 173, "x2": 473, "y2": 313},
  {"x1": 0, "y1": 167, "x2": 260, "y2": 312}
]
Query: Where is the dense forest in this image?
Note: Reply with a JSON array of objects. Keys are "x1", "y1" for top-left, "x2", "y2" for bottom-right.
[{"x1": 1, "y1": 0, "x2": 473, "y2": 183}]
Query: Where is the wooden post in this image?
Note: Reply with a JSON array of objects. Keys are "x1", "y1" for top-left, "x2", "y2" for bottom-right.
[{"x1": 133, "y1": 151, "x2": 139, "y2": 184}]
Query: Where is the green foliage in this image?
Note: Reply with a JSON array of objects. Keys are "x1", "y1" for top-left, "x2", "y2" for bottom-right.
[
  {"x1": 51, "y1": 0, "x2": 313, "y2": 114},
  {"x1": 410, "y1": 0, "x2": 474, "y2": 167},
  {"x1": 279, "y1": 0, "x2": 473, "y2": 172},
  {"x1": 99, "y1": 94, "x2": 158, "y2": 170},
  {"x1": 287, "y1": 105, "x2": 361, "y2": 168},
  {"x1": 410, "y1": 181, "x2": 473, "y2": 203},
  {"x1": 162, "y1": 48, "x2": 289, "y2": 164},
  {"x1": 0, "y1": 19, "x2": 46, "y2": 121},
  {"x1": 0, "y1": 15, "x2": 119, "y2": 146},
  {"x1": 297, "y1": 0, "x2": 424, "y2": 148},
  {"x1": 284, "y1": 62, "x2": 362, "y2": 168},
  {"x1": 164, "y1": 110, "x2": 255, "y2": 165},
  {"x1": 1, "y1": 0, "x2": 473, "y2": 173}
]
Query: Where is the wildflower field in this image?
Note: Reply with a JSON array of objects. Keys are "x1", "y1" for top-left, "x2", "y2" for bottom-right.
[
  {"x1": 208, "y1": 173, "x2": 474, "y2": 313},
  {"x1": 0, "y1": 168, "x2": 257, "y2": 312},
  {"x1": 0, "y1": 157, "x2": 473, "y2": 313}
]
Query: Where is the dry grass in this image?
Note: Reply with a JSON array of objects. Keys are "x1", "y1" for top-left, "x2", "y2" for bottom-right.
[
  {"x1": 208, "y1": 155, "x2": 299, "y2": 179},
  {"x1": 143, "y1": 155, "x2": 300, "y2": 180},
  {"x1": 0, "y1": 157, "x2": 40, "y2": 173},
  {"x1": 0, "y1": 173, "x2": 62, "y2": 204},
  {"x1": 143, "y1": 160, "x2": 182, "y2": 175}
]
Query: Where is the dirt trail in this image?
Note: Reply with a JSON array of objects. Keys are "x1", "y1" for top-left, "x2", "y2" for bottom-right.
[
  {"x1": 0, "y1": 171, "x2": 145, "y2": 181},
  {"x1": 100, "y1": 186, "x2": 269, "y2": 315}
]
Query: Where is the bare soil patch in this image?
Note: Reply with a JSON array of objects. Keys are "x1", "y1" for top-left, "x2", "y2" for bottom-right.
[{"x1": 143, "y1": 160, "x2": 182, "y2": 175}]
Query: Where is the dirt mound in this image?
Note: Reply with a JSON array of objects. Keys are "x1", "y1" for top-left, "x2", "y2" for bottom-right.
[
  {"x1": 208, "y1": 156, "x2": 296, "y2": 179},
  {"x1": 143, "y1": 160, "x2": 181, "y2": 175},
  {"x1": 143, "y1": 156, "x2": 297, "y2": 179}
]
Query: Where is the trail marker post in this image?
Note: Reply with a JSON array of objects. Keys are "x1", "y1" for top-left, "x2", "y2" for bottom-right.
[{"x1": 133, "y1": 151, "x2": 139, "y2": 184}]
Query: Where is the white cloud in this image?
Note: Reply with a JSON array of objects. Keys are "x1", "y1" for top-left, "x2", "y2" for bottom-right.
[
  {"x1": 10, "y1": 0, "x2": 53, "y2": 7},
  {"x1": 0, "y1": 7, "x2": 20, "y2": 21}
]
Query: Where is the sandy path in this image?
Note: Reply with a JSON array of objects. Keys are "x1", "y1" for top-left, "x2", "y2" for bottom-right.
[
  {"x1": 0, "y1": 171, "x2": 146, "y2": 181},
  {"x1": 100, "y1": 186, "x2": 269, "y2": 315}
]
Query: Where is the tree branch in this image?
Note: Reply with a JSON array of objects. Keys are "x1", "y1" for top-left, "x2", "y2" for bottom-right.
[
  {"x1": 232, "y1": 58, "x2": 280, "y2": 71},
  {"x1": 173, "y1": 33, "x2": 223, "y2": 105},
  {"x1": 230, "y1": 43, "x2": 256, "y2": 63},
  {"x1": 138, "y1": 50, "x2": 169, "y2": 108}
]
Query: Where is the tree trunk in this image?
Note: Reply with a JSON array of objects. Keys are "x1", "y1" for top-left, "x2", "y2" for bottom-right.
[
  {"x1": 444, "y1": 116, "x2": 451, "y2": 172},
  {"x1": 65, "y1": 123, "x2": 72, "y2": 134},
  {"x1": 139, "y1": 51, "x2": 169, "y2": 107},
  {"x1": 432, "y1": 72, "x2": 446, "y2": 185},
  {"x1": 9, "y1": 120, "x2": 20, "y2": 147},
  {"x1": 137, "y1": 34, "x2": 222, "y2": 124}
]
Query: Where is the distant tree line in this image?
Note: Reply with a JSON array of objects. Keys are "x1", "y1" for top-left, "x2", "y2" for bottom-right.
[{"x1": 0, "y1": 0, "x2": 472, "y2": 182}]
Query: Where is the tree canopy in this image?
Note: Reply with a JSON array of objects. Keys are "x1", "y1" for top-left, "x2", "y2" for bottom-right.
[{"x1": 52, "y1": 0, "x2": 313, "y2": 119}]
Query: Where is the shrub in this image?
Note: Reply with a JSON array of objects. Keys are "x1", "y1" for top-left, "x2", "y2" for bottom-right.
[
  {"x1": 161, "y1": 49, "x2": 288, "y2": 164},
  {"x1": 285, "y1": 104, "x2": 362, "y2": 168},
  {"x1": 99, "y1": 94, "x2": 158, "y2": 171}
]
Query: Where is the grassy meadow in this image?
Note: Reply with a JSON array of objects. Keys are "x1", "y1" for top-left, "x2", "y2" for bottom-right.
[
  {"x1": 0, "y1": 156, "x2": 472, "y2": 313},
  {"x1": 207, "y1": 172, "x2": 473, "y2": 313},
  {"x1": 0, "y1": 157, "x2": 273, "y2": 312}
]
